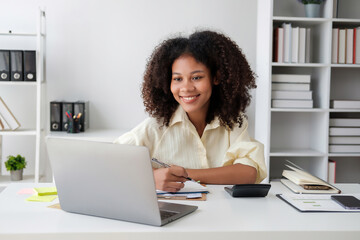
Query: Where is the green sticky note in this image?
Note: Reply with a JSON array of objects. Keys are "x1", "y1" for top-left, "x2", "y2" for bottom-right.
[
  {"x1": 26, "y1": 195, "x2": 57, "y2": 202},
  {"x1": 34, "y1": 187, "x2": 57, "y2": 196}
]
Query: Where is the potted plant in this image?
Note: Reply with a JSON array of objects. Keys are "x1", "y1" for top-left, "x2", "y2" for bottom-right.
[
  {"x1": 4, "y1": 154, "x2": 27, "y2": 181},
  {"x1": 297, "y1": 0, "x2": 326, "y2": 18}
]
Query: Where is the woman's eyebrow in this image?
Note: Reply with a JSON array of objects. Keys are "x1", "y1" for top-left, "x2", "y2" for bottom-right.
[{"x1": 172, "y1": 70, "x2": 205, "y2": 75}]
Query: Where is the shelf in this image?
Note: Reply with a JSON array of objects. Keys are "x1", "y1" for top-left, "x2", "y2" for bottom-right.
[
  {"x1": 332, "y1": 18, "x2": 360, "y2": 23},
  {"x1": 0, "y1": 32, "x2": 37, "y2": 37},
  {"x1": 272, "y1": 63, "x2": 329, "y2": 67},
  {"x1": 0, "y1": 175, "x2": 35, "y2": 187},
  {"x1": 271, "y1": 108, "x2": 327, "y2": 113},
  {"x1": 0, "y1": 130, "x2": 37, "y2": 136},
  {"x1": 270, "y1": 148, "x2": 325, "y2": 157},
  {"x1": 329, "y1": 153, "x2": 360, "y2": 157},
  {"x1": 0, "y1": 81, "x2": 37, "y2": 86},
  {"x1": 47, "y1": 128, "x2": 127, "y2": 143},
  {"x1": 329, "y1": 109, "x2": 360, "y2": 113},
  {"x1": 273, "y1": 16, "x2": 330, "y2": 23},
  {"x1": 331, "y1": 64, "x2": 360, "y2": 68}
]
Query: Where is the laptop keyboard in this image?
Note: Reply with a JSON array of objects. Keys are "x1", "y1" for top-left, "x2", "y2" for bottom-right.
[{"x1": 160, "y1": 210, "x2": 178, "y2": 220}]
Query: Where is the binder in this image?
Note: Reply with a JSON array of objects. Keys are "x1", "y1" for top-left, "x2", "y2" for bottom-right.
[
  {"x1": 0, "y1": 50, "x2": 10, "y2": 81},
  {"x1": 73, "y1": 101, "x2": 89, "y2": 132},
  {"x1": 62, "y1": 102, "x2": 73, "y2": 131},
  {"x1": 50, "y1": 101, "x2": 62, "y2": 131},
  {"x1": 23, "y1": 50, "x2": 36, "y2": 81},
  {"x1": 10, "y1": 50, "x2": 23, "y2": 81}
]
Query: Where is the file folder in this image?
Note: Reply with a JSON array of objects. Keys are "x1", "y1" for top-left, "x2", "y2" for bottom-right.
[
  {"x1": 73, "y1": 101, "x2": 89, "y2": 132},
  {"x1": 0, "y1": 50, "x2": 10, "y2": 81},
  {"x1": 62, "y1": 102, "x2": 73, "y2": 131},
  {"x1": 50, "y1": 101, "x2": 62, "y2": 131},
  {"x1": 10, "y1": 50, "x2": 23, "y2": 81},
  {"x1": 23, "y1": 50, "x2": 36, "y2": 81}
]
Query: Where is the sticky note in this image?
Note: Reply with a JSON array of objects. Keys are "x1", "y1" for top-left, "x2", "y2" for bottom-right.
[
  {"x1": 17, "y1": 188, "x2": 36, "y2": 195},
  {"x1": 34, "y1": 187, "x2": 57, "y2": 196},
  {"x1": 26, "y1": 195, "x2": 58, "y2": 202}
]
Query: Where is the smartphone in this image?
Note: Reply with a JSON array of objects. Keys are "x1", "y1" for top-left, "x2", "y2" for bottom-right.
[{"x1": 331, "y1": 195, "x2": 360, "y2": 210}]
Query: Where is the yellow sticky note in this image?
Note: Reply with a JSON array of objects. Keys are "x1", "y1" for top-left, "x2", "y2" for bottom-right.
[
  {"x1": 26, "y1": 195, "x2": 58, "y2": 202},
  {"x1": 34, "y1": 187, "x2": 57, "y2": 196}
]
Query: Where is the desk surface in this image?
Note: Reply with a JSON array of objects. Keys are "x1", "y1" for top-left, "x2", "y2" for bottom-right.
[{"x1": 1, "y1": 182, "x2": 360, "y2": 240}]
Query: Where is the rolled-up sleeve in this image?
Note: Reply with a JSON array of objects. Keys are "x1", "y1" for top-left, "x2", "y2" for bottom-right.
[
  {"x1": 113, "y1": 131, "x2": 138, "y2": 145},
  {"x1": 221, "y1": 119, "x2": 267, "y2": 183},
  {"x1": 223, "y1": 140, "x2": 267, "y2": 183}
]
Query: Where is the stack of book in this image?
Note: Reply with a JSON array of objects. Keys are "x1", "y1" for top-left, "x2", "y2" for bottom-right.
[
  {"x1": 273, "y1": 23, "x2": 311, "y2": 63},
  {"x1": 271, "y1": 74, "x2": 313, "y2": 108},
  {"x1": 329, "y1": 118, "x2": 360, "y2": 153},
  {"x1": 330, "y1": 100, "x2": 360, "y2": 109},
  {"x1": 332, "y1": 27, "x2": 360, "y2": 64},
  {"x1": 0, "y1": 96, "x2": 21, "y2": 130}
]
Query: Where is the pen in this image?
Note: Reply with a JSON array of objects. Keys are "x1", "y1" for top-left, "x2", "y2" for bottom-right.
[{"x1": 151, "y1": 158, "x2": 198, "y2": 183}]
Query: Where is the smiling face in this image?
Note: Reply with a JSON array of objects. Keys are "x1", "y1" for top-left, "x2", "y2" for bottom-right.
[{"x1": 170, "y1": 54, "x2": 218, "y2": 123}]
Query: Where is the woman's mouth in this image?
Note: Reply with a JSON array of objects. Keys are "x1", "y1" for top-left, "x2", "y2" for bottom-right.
[{"x1": 180, "y1": 95, "x2": 200, "y2": 103}]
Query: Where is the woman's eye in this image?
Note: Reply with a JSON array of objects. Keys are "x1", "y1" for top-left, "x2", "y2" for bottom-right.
[
  {"x1": 192, "y1": 76, "x2": 202, "y2": 80},
  {"x1": 173, "y1": 77, "x2": 182, "y2": 81}
]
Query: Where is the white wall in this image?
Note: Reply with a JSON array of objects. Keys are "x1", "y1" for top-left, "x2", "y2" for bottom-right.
[
  {"x1": 1, "y1": 0, "x2": 259, "y2": 178},
  {"x1": 1, "y1": 0, "x2": 258, "y2": 132}
]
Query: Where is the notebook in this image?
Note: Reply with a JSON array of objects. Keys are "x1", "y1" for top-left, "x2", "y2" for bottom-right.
[{"x1": 46, "y1": 137, "x2": 198, "y2": 226}]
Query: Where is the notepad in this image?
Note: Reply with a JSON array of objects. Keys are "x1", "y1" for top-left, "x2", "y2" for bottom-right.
[
  {"x1": 26, "y1": 195, "x2": 58, "y2": 202},
  {"x1": 34, "y1": 187, "x2": 57, "y2": 196},
  {"x1": 156, "y1": 181, "x2": 208, "y2": 194}
]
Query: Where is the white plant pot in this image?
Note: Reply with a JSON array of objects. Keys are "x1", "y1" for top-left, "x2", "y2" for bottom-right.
[
  {"x1": 305, "y1": 4, "x2": 321, "y2": 18},
  {"x1": 10, "y1": 169, "x2": 23, "y2": 181}
]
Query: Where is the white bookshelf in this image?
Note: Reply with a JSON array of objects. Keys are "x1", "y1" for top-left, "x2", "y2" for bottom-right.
[
  {"x1": 256, "y1": 0, "x2": 360, "y2": 183},
  {"x1": 0, "y1": 9, "x2": 46, "y2": 185}
]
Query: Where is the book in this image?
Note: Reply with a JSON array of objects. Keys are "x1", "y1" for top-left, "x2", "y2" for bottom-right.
[
  {"x1": 329, "y1": 127, "x2": 360, "y2": 136},
  {"x1": 353, "y1": 27, "x2": 357, "y2": 64},
  {"x1": 329, "y1": 137, "x2": 360, "y2": 144},
  {"x1": 273, "y1": 28, "x2": 284, "y2": 63},
  {"x1": 330, "y1": 100, "x2": 360, "y2": 109},
  {"x1": 329, "y1": 145, "x2": 360, "y2": 153},
  {"x1": 272, "y1": 83, "x2": 310, "y2": 91},
  {"x1": 0, "y1": 97, "x2": 21, "y2": 130},
  {"x1": 291, "y1": 27, "x2": 299, "y2": 63},
  {"x1": 272, "y1": 74, "x2": 311, "y2": 83},
  {"x1": 346, "y1": 28, "x2": 354, "y2": 64},
  {"x1": 272, "y1": 99, "x2": 313, "y2": 108},
  {"x1": 305, "y1": 28, "x2": 311, "y2": 63},
  {"x1": 272, "y1": 90, "x2": 312, "y2": 100},
  {"x1": 281, "y1": 160, "x2": 341, "y2": 194},
  {"x1": 282, "y1": 23, "x2": 292, "y2": 63},
  {"x1": 329, "y1": 118, "x2": 360, "y2": 127},
  {"x1": 338, "y1": 29, "x2": 346, "y2": 64},
  {"x1": 298, "y1": 28, "x2": 306, "y2": 63},
  {"x1": 332, "y1": 28, "x2": 339, "y2": 63},
  {"x1": 356, "y1": 27, "x2": 360, "y2": 64},
  {"x1": 328, "y1": 160, "x2": 336, "y2": 184}
]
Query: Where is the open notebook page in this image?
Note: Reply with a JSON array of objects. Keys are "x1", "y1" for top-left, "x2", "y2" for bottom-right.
[{"x1": 156, "y1": 180, "x2": 208, "y2": 194}]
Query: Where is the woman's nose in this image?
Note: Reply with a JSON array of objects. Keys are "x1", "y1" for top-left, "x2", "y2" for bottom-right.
[{"x1": 180, "y1": 78, "x2": 195, "y2": 92}]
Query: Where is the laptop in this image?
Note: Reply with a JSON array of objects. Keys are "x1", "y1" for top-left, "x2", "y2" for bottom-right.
[{"x1": 46, "y1": 137, "x2": 198, "y2": 226}]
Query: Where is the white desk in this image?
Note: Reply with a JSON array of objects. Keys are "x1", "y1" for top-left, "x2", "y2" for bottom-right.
[{"x1": 0, "y1": 182, "x2": 359, "y2": 240}]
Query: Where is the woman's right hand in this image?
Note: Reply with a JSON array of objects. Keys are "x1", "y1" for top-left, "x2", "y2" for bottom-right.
[{"x1": 153, "y1": 165, "x2": 188, "y2": 192}]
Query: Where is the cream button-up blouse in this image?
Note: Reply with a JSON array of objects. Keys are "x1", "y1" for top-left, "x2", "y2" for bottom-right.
[{"x1": 114, "y1": 107, "x2": 267, "y2": 183}]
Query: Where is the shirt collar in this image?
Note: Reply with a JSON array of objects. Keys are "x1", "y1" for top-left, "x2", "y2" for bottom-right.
[{"x1": 169, "y1": 106, "x2": 221, "y2": 130}]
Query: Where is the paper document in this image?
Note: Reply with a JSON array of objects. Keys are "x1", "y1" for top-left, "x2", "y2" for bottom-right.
[
  {"x1": 157, "y1": 181, "x2": 208, "y2": 194},
  {"x1": 277, "y1": 193, "x2": 360, "y2": 212}
]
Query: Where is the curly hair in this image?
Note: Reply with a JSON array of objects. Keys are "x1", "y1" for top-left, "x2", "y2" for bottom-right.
[{"x1": 142, "y1": 30, "x2": 256, "y2": 129}]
